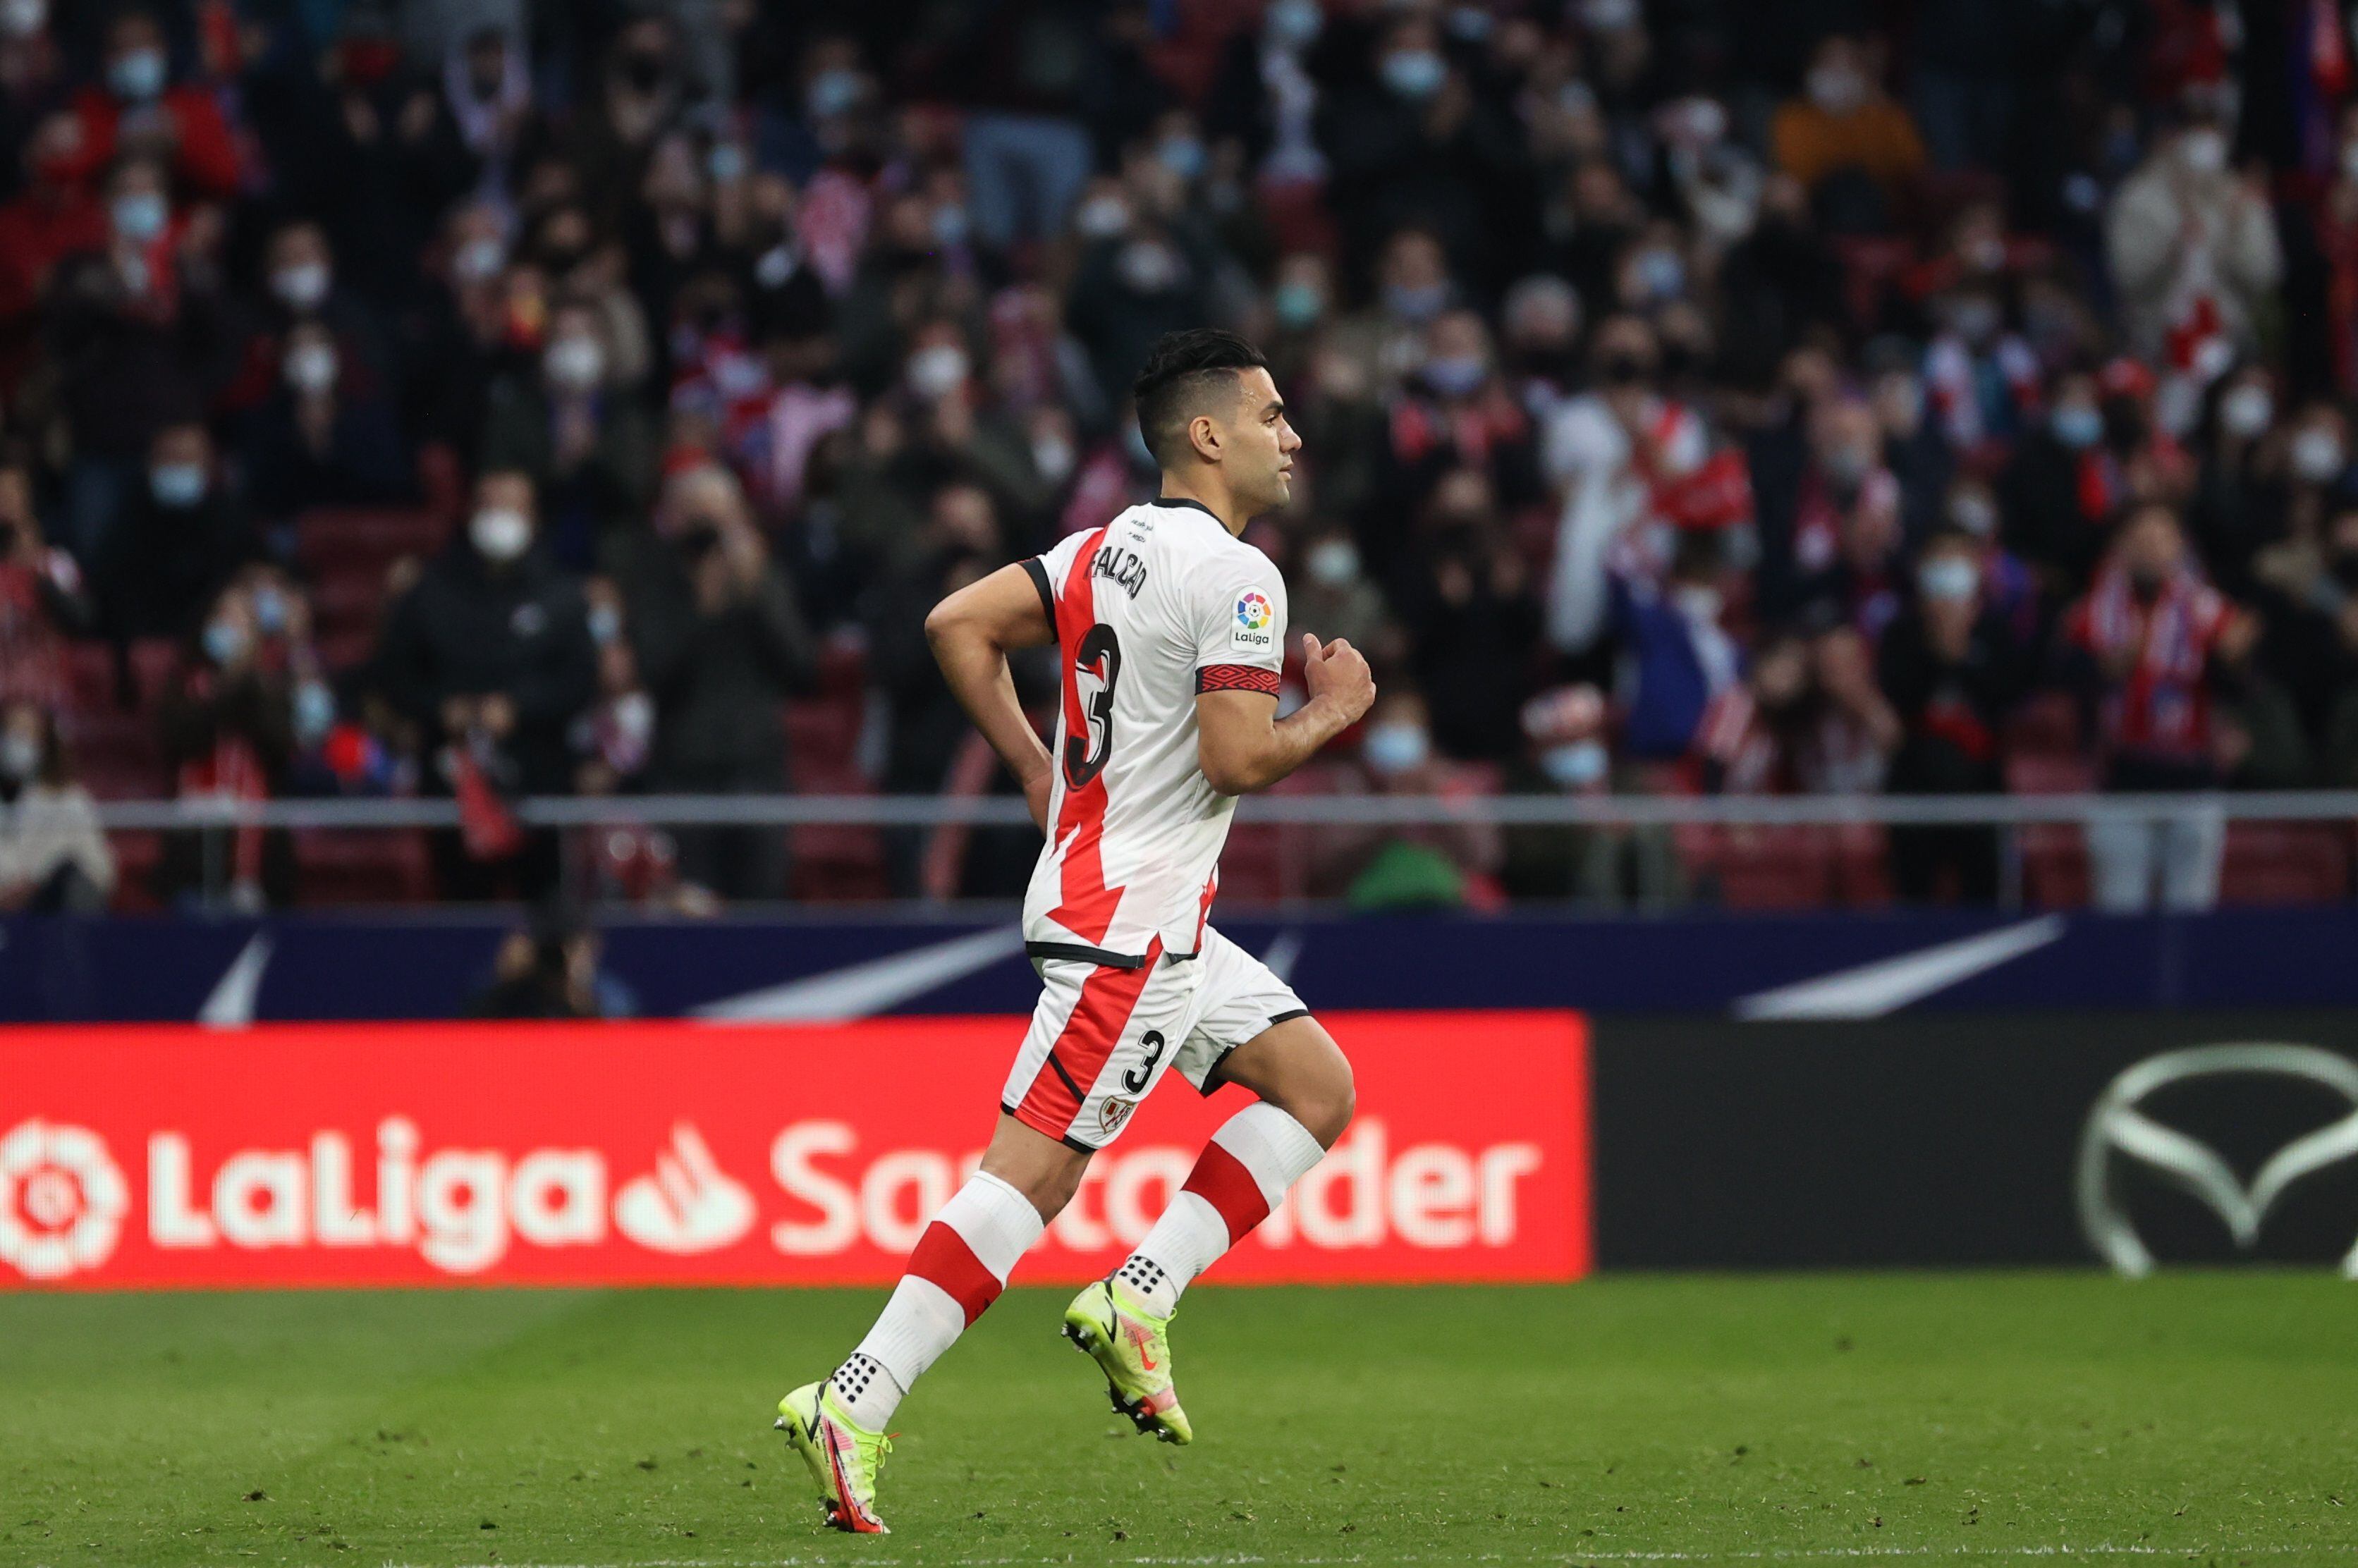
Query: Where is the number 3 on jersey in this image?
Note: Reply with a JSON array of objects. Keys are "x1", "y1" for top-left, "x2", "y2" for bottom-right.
[{"x1": 1063, "y1": 623, "x2": 1122, "y2": 788}]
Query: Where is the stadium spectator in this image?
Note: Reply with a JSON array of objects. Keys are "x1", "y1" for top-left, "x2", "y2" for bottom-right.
[
  {"x1": 2105, "y1": 93, "x2": 2282, "y2": 367},
  {"x1": 619, "y1": 463, "x2": 816, "y2": 902},
  {"x1": 238, "y1": 318, "x2": 414, "y2": 527},
  {"x1": 59, "y1": 8, "x2": 240, "y2": 202},
  {"x1": 480, "y1": 294, "x2": 657, "y2": 564},
  {"x1": 2063, "y1": 502, "x2": 2247, "y2": 912},
  {"x1": 0, "y1": 457, "x2": 92, "y2": 711},
  {"x1": 1770, "y1": 35, "x2": 1926, "y2": 232},
  {"x1": 0, "y1": 699, "x2": 113, "y2": 913},
  {"x1": 1319, "y1": 688, "x2": 1501, "y2": 909},
  {"x1": 93, "y1": 421, "x2": 257, "y2": 643},
  {"x1": 1877, "y1": 532, "x2": 2032, "y2": 903},
  {"x1": 157, "y1": 577, "x2": 298, "y2": 910},
  {"x1": 372, "y1": 469, "x2": 597, "y2": 900}
]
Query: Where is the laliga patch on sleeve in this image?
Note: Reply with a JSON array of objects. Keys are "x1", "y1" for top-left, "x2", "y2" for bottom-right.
[{"x1": 1230, "y1": 589, "x2": 1276, "y2": 656}]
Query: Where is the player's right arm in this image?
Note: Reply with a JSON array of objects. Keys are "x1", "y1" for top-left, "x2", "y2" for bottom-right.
[
  {"x1": 1197, "y1": 632, "x2": 1374, "y2": 795},
  {"x1": 925, "y1": 563, "x2": 1057, "y2": 829}
]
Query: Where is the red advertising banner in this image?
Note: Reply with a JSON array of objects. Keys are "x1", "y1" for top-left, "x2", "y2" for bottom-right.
[{"x1": 0, "y1": 1012, "x2": 1586, "y2": 1290}]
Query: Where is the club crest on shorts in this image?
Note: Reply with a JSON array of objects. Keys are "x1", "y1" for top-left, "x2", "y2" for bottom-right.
[{"x1": 1098, "y1": 1096, "x2": 1138, "y2": 1137}]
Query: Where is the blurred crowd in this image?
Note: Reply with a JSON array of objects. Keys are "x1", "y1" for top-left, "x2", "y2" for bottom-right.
[{"x1": 7, "y1": 0, "x2": 2358, "y2": 914}]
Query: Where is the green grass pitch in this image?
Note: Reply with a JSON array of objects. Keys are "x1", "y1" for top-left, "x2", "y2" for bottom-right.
[{"x1": 1, "y1": 1273, "x2": 2351, "y2": 1566}]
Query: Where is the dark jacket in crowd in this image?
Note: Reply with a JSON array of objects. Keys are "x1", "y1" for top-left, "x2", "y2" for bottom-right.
[
  {"x1": 615, "y1": 532, "x2": 819, "y2": 790},
  {"x1": 373, "y1": 541, "x2": 599, "y2": 795},
  {"x1": 95, "y1": 484, "x2": 260, "y2": 642}
]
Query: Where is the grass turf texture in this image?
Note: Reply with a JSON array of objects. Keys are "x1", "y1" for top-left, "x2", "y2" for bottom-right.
[{"x1": 0, "y1": 1275, "x2": 2350, "y2": 1567}]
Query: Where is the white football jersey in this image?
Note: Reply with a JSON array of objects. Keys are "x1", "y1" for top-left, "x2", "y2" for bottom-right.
[{"x1": 1020, "y1": 498, "x2": 1288, "y2": 967}]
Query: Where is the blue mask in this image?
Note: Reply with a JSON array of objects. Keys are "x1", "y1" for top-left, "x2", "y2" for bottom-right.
[
  {"x1": 109, "y1": 47, "x2": 166, "y2": 101},
  {"x1": 1363, "y1": 722, "x2": 1430, "y2": 775},
  {"x1": 1267, "y1": 0, "x2": 1322, "y2": 47},
  {"x1": 293, "y1": 680, "x2": 337, "y2": 745},
  {"x1": 149, "y1": 463, "x2": 206, "y2": 508},
  {"x1": 111, "y1": 191, "x2": 168, "y2": 244},
  {"x1": 1273, "y1": 279, "x2": 1324, "y2": 329},
  {"x1": 1157, "y1": 135, "x2": 1207, "y2": 183},
  {"x1": 1380, "y1": 49, "x2": 1446, "y2": 101},
  {"x1": 202, "y1": 619, "x2": 247, "y2": 666},
  {"x1": 1422, "y1": 355, "x2": 1487, "y2": 398},
  {"x1": 2053, "y1": 404, "x2": 2103, "y2": 451},
  {"x1": 1540, "y1": 740, "x2": 1608, "y2": 789}
]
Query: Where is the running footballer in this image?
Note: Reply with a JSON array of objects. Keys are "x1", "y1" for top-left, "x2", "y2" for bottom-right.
[{"x1": 774, "y1": 329, "x2": 1376, "y2": 1533}]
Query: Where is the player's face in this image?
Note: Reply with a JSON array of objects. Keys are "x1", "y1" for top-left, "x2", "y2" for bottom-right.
[{"x1": 1227, "y1": 367, "x2": 1301, "y2": 515}]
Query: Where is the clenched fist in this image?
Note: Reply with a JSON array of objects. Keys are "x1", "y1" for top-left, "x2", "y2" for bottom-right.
[{"x1": 1301, "y1": 632, "x2": 1376, "y2": 725}]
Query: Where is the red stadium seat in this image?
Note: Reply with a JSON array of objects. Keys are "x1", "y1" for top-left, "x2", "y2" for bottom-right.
[
  {"x1": 2004, "y1": 690, "x2": 2082, "y2": 761},
  {"x1": 66, "y1": 641, "x2": 118, "y2": 711},
  {"x1": 65, "y1": 710, "x2": 162, "y2": 799},
  {"x1": 104, "y1": 831, "x2": 162, "y2": 910},
  {"x1": 294, "y1": 506, "x2": 449, "y2": 582},
  {"x1": 1706, "y1": 825, "x2": 1838, "y2": 909},
  {"x1": 2218, "y1": 822, "x2": 2353, "y2": 906},
  {"x1": 293, "y1": 829, "x2": 433, "y2": 905}
]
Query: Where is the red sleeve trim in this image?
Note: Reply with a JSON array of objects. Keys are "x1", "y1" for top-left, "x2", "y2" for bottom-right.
[{"x1": 1197, "y1": 664, "x2": 1280, "y2": 696}]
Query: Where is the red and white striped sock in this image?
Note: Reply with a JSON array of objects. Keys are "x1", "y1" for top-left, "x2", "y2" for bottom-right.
[
  {"x1": 831, "y1": 1170, "x2": 1042, "y2": 1428},
  {"x1": 1117, "y1": 1103, "x2": 1326, "y2": 1317}
]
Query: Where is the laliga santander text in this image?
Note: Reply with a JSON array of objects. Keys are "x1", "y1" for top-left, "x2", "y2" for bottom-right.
[{"x1": 0, "y1": 1015, "x2": 1587, "y2": 1288}]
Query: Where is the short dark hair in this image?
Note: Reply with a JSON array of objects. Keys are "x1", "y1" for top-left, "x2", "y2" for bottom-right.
[{"x1": 1132, "y1": 329, "x2": 1268, "y2": 467}]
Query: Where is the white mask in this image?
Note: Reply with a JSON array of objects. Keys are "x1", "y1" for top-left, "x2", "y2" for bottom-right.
[
  {"x1": 284, "y1": 341, "x2": 338, "y2": 393},
  {"x1": 1076, "y1": 195, "x2": 1132, "y2": 240},
  {"x1": 1673, "y1": 584, "x2": 1723, "y2": 623},
  {"x1": 1807, "y1": 65, "x2": 1866, "y2": 115},
  {"x1": 2218, "y1": 384, "x2": 2273, "y2": 439},
  {"x1": 545, "y1": 335, "x2": 604, "y2": 391},
  {"x1": 906, "y1": 343, "x2": 968, "y2": 399},
  {"x1": 1917, "y1": 556, "x2": 1979, "y2": 603},
  {"x1": 1362, "y1": 721, "x2": 1430, "y2": 775},
  {"x1": 2178, "y1": 128, "x2": 2228, "y2": 176},
  {"x1": 0, "y1": 731, "x2": 38, "y2": 780},
  {"x1": 1539, "y1": 740, "x2": 1608, "y2": 790},
  {"x1": 0, "y1": 0, "x2": 46, "y2": 40},
  {"x1": 471, "y1": 506, "x2": 530, "y2": 561},
  {"x1": 453, "y1": 236, "x2": 505, "y2": 284},
  {"x1": 1030, "y1": 434, "x2": 1075, "y2": 483},
  {"x1": 2342, "y1": 141, "x2": 2358, "y2": 183},
  {"x1": 271, "y1": 262, "x2": 330, "y2": 312},
  {"x1": 2292, "y1": 427, "x2": 2346, "y2": 485},
  {"x1": 1307, "y1": 539, "x2": 1360, "y2": 587}
]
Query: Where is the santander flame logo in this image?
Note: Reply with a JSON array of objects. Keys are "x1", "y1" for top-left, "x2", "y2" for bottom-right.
[{"x1": 0, "y1": 1119, "x2": 130, "y2": 1281}]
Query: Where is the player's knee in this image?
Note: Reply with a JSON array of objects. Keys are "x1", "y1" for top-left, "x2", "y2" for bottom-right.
[{"x1": 1290, "y1": 1057, "x2": 1355, "y2": 1148}]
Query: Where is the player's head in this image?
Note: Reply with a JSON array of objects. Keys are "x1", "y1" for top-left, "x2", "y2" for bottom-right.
[{"x1": 1133, "y1": 328, "x2": 1297, "y2": 517}]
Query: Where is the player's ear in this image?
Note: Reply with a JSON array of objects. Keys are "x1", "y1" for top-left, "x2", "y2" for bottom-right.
[{"x1": 1189, "y1": 412, "x2": 1222, "y2": 465}]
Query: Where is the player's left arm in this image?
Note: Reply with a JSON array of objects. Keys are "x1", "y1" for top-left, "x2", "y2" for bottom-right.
[{"x1": 925, "y1": 563, "x2": 1057, "y2": 829}]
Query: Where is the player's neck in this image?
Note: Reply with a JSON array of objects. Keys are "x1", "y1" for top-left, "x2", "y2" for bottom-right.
[{"x1": 1156, "y1": 477, "x2": 1248, "y2": 537}]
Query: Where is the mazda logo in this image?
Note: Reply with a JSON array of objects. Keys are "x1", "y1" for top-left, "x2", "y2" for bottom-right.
[{"x1": 2075, "y1": 1043, "x2": 2358, "y2": 1278}]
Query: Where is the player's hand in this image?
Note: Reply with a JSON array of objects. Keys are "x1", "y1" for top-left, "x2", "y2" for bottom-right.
[
  {"x1": 1302, "y1": 632, "x2": 1375, "y2": 725},
  {"x1": 1022, "y1": 766, "x2": 1053, "y2": 833}
]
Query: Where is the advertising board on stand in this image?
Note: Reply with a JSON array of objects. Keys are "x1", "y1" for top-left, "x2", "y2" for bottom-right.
[{"x1": 0, "y1": 1012, "x2": 1589, "y2": 1291}]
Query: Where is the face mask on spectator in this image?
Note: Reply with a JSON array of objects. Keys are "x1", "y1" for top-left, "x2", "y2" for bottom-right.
[
  {"x1": 1157, "y1": 134, "x2": 1207, "y2": 183},
  {"x1": 1423, "y1": 354, "x2": 1487, "y2": 398},
  {"x1": 1030, "y1": 433, "x2": 1075, "y2": 484},
  {"x1": 929, "y1": 204, "x2": 968, "y2": 248},
  {"x1": 202, "y1": 618, "x2": 248, "y2": 666},
  {"x1": 272, "y1": 262, "x2": 330, "y2": 312},
  {"x1": 1076, "y1": 195, "x2": 1131, "y2": 240},
  {"x1": 906, "y1": 343, "x2": 968, "y2": 398},
  {"x1": 250, "y1": 584, "x2": 288, "y2": 634},
  {"x1": 606, "y1": 690, "x2": 654, "y2": 773},
  {"x1": 284, "y1": 341, "x2": 338, "y2": 394},
  {"x1": 1948, "y1": 491, "x2": 1998, "y2": 537},
  {"x1": 2177, "y1": 128, "x2": 2228, "y2": 176},
  {"x1": 471, "y1": 506, "x2": 530, "y2": 562},
  {"x1": 1267, "y1": 0, "x2": 1322, "y2": 47},
  {"x1": 1, "y1": 0, "x2": 45, "y2": 40},
  {"x1": 1363, "y1": 721, "x2": 1430, "y2": 775},
  {"x1": 2213, "y1": 384, "x2": 2271, "y2": 439},
  {"x1": 2342, "y1": 142, "x2": 2358, "y2": 183},
  {"x1": 453, "y1": 236, "x2": 505, "y2": 284},
  {"x1": 2292, "y1": 428, "x2": 2345, "y2": 485},
  {"x1": 1539, "y1": 739, "x2": 1608, "y2": 790},
  {"x1": 109, "y1": 46, "x2": 166, "y2": 101},
  {"x1": 2051, "y1": 401, "x2": 2103, "y2": 450},
  {"x1": 1806, "y1": 64, "x2": 1865, "y2": 115},
  {"x1": 1582, "y1": 0, "x2": 1638, "y2": 27},
  {"x1": 1821, "y1": 442, "x2": 1874, "y2": 488},
  {"x1": 544, "y1": 334, "x2": 605, "y2": 392},
  {"x1": 1307, "y1": 539, "x2": 1360, "y2": 587},
  {"x1": 149, "y1": 462, "x2": 205, "y2": 508},
  {"x1": 1384, "y1": 280, "x2": 1448, "y2": 324},
  {"x1": 111, "y1": 190, "x2": 167, "y2": 244},
  {"x1": 1380, "y1": 49, "x2": 1447, "y2": 101},
  {"x1": 1118, "y1": 240, "x2": 1181, "y2": 294},
  {"x1": 1673, "y1": 583, "x2": 1723, "y2": 623},
  {"x1": 588, "y1": 603, "x2": 622, "y2": 645},
  {"x1": 805, "y1": 68, "x2": 862, "y2": 121},
  {"x1": 1948, "y1": 297, "x2": 2000, "y2": 345},
  {"x1": 0, "y1": 731, "x2": 38, "y2": 781},
  {"x1": 293, "y1": 679, "x2": 337, "y2": 747},
  {"x1": 707, "y1": 142, "x2": 747, "y2": 184},
  {"x1": 1633, "y1": 248, "x2": 1685, "y2": 302},
  {"x1": 1918, "y1": 556, "x2": 1979, "y2": 604},
  {"x1": 1273, "y1": 278, "x2": 1325, "y2": 329}
]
